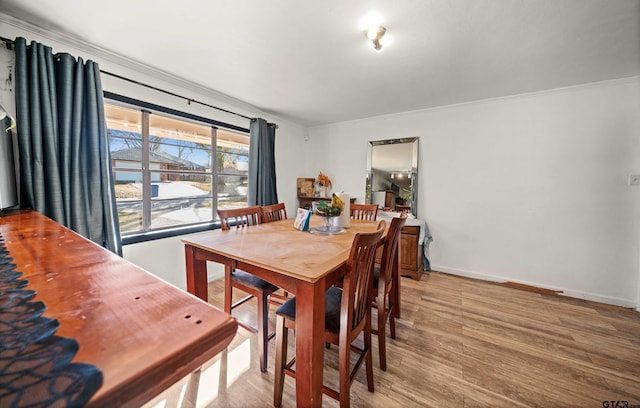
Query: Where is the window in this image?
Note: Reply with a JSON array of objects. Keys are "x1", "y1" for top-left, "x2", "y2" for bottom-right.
[{"x1": 105, "y1": 101, "x2": 250, "y2": 237}]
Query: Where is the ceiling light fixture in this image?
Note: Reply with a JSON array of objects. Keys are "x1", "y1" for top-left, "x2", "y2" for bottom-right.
[{"x1": 365, "y1": 25, "x2": 387, "y2": 51}]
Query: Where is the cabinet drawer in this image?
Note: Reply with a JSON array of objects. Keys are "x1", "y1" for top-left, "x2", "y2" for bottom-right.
[
  {"x1": 399, "y1": 225, "x2": 423, "y2": 280},
  {"x1": 400, "y1": 234, "x2": 418, "y2": 270},
  {"x1": 401, "y1": 225, "x2": 420, "y2": 236}
]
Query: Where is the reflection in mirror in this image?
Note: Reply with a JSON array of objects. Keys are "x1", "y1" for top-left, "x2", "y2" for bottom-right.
[{"x1": 366, "y1": 137, "x2": 418, "y2": 217}]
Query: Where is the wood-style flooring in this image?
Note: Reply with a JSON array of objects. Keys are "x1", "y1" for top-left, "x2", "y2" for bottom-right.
[{"x1": 143, "y1": 271, "x2": 640, "y2": 407}]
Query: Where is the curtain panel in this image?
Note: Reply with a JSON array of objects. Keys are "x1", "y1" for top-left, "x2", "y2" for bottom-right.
[
  {"x1": 248, "y1": 118, "x2": 278, "y2": 206},
  {"x1": 14, "y1": 37, "x2": 121, "y2": 255}
]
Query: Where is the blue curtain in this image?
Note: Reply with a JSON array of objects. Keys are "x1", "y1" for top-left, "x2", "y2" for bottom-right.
[
  {"x1": 14, "y1": 37, "x2": 121, "y2": 255},
  {"x1": 248, "y1": 118, "x2": 278, "y2": 206}
]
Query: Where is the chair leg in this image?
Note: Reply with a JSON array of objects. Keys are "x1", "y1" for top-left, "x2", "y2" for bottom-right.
[
  {"x1": 365, "y1": 321, "x2": 375, "y2": 393},
  {"x1": 377, "y1": 297, "x2": 387, "y2": 371},
  {"x1": 338, "y1": 335, "x2": 351, "y2": 408},
  {"x1": 224, "y1": 265, "x2": 233, "y2": 314},
  {"x1": 389, "y1": 300, "x2": 396, "y2": 340},
  {"x1": 393, "y1": 253, "x2": 401, "y2": 320},
  {"x1": 273, "y1": 315, "x2": 287, "y2": 408},
  {"x1": 258, "y1": 292, "x2": 269, "y2": 372}
]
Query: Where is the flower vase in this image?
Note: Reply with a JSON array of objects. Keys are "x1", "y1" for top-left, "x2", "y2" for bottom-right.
[
  {"x1": 321, "y1": 216, "x2": 336, "y2": 232},
  {"x1": 320, "y1": 186, "x2": 328, "y2": 198}
]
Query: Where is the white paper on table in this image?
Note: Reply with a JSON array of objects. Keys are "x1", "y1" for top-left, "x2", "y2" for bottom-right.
[{"x1": 335, "y1": 192, "x2": 350, "y2": 228}]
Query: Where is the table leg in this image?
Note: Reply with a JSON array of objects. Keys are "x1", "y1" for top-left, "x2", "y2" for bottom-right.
[
  {"x1": 183, "y1": 368, "x2": 201, "y2": 407},
  {"x1": 294, "y1": 280, "x2": 325, "y2": 407},
  {"x1": 185, "y1": 245, "x2": 209, "y2": 302}
]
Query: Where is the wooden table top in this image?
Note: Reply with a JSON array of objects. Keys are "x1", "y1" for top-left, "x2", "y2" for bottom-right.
[
  {"x1": 0, "y1": 210, "x2": 237, "y2": 408},
  {"x1": 182, "y1": 216, "x2": 385, "y2": 283}
]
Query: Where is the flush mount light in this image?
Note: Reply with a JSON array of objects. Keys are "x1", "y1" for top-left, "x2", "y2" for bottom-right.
[{"x1": 365, "y1": 25, "x2": 387, "y2": 51}]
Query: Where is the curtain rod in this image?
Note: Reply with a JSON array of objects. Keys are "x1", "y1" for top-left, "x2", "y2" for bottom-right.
[
  {"x1": 1, "y1": 36, "x2": 278, "y2": 128},
  {"x1": 1, "y1": 36, "x2": 14, "y2": 50},
  {"x1": 102, "y1": 70, "x2": 278, "y2": 128},
  {"x1": 100, "y1": 69, "x2": 255, "y2": 122}
]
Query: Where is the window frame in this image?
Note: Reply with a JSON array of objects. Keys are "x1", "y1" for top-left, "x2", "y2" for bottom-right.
[{"x1": 104, "y1": 92, "x2": 250, "y2": 245}]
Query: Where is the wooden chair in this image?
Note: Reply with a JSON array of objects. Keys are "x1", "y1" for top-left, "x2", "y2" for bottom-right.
[
  {"x1": 273, "y1": 220, "x2": 386, "y2": 408},
  {"x1": 260, "y1": 202, "x2": 287, "y2": 223},
  {"x1": 350, "y1": 203, "x2": 378, "y2": 221},
  {"x1": 217, "y1": 206, "x2": 279, "y2": 373},
  {"x1": 372, "y1": 213, "x2": 407, "y2": 371}
]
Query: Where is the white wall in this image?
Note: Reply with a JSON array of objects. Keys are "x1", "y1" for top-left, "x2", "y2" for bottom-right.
[
  {"x1": 308, "y1": 78, "x2": 640, "y2": 308},
  {"x1": 122, "y1": 230, "x2": 226, "y2": 288}
]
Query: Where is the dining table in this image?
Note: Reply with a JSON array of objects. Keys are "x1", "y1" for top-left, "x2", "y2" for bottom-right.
[
  {"x1": 0, "y1": 210, "x2": 238, "y2": 407},
  {"x1": 182, "y1": 216, "x2": 386, "y2": 407}
]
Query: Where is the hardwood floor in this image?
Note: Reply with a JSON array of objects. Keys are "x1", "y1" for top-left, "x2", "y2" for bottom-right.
[{"x1": 143, "y1": 271, "x2": 640, "y2": 407}]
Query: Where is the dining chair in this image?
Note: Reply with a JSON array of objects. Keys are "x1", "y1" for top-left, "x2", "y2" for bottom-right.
[
  {"x1": 273, "y1": 220, "x2": 386, "y2": 408},
  {"x1": 260, "y1": 202, "x2": 288, "y2": 223},
  {"x1": 350, "y1": 203, "x2": 378, "y2": 221},
  {"x1": 217, "y1": 206, "x2": 279, "y2": 373},
  {"x1": 372, "y1": 213, "x2": 407, "y2": 371}
]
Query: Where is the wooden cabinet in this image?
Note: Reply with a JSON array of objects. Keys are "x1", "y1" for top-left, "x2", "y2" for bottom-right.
[
  {"x1": 399, "y1": 225, "x2": 423, "y2": 280},
  {"x1": 374, "y1": 224, "x2": 423, "y2": 280},
  {"x1": 298, "y1": 196, "x2": 355, "y2": 210},
  {"x1": 383, "y1": 190, "x2": 395, "y2": 209},
  {"x1": 371, "y1": 190, "x2": 396, "y2": 210}
]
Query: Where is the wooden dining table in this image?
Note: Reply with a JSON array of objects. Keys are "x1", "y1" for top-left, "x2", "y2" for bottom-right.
[
  {"x1": 182, "y1": 216, "x2": 386, "y2": 407},
  {"x1": 0, "y1": 210, "x2": 238, "y2": 407}
]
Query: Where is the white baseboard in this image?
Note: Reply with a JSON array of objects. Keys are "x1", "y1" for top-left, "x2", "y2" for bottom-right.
[
  {"x1": 430, "y1": 264, "x2": 638, "y2": 310},
  {"x1": 208, "y1": 270, "x2": 224, "y2": 282},
  {"x1": 204, "y1": 263, "x2": 638, "y2": 310}
]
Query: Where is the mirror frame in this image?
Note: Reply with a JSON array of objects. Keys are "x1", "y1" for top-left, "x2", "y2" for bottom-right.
[{"x1": 366, "y1": 137, "x2": 419, "y2": 217}]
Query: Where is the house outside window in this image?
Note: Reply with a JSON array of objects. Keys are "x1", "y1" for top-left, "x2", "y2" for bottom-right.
[{"x1": 105, "y1": 102, "x2": 249, "y2": 236}]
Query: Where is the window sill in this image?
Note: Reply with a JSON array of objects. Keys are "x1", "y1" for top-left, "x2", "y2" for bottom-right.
[{"x1": 121, "y1": 222, "x2": 221, "y2": 245}]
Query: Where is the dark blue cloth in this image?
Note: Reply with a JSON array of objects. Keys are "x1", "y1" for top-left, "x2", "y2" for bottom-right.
[
  {"x1": 248, "y1": 118, "x2": 278, "y2": 206},
  {"x1": 14, "y1": 37, "x2": 122, "y2": 255}
]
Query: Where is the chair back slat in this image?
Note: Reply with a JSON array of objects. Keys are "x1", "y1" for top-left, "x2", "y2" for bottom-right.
[
  {"x1": 350, "y1": 203, "x2": 378, "y2": 221},
  {"x1": 396, "y1": 205, "x2": 411, "y2": 213},
  {"x1": 218, "y1": 206, "x2": 262, "y2": 230},
  {"x1": 260, "y1": 203, "x2": 287, "y2": 223},
  {"x1": 342, "y1": 220, "x2": 386, "y2": 332},
  {"x1": 379, "y1": 214, "x2": 408, "y2": 289}
]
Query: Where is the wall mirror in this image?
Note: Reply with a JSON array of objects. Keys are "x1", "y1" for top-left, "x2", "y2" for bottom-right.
[{"x1": 366, "y1": 137, "x2": 418, "y2": 217}]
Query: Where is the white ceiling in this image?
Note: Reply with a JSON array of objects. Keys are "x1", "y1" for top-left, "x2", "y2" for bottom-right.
[{"x1": 2, "y1": 0, "x2": 639, "y2": 126}]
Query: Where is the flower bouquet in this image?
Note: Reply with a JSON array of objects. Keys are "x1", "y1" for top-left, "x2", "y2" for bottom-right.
[
  {"x1": 315, "y1": 172, "x2": 332, "y2": 197},
  {"x1": 315, "y1": 171, "x2": 332, "y2": 188}
]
